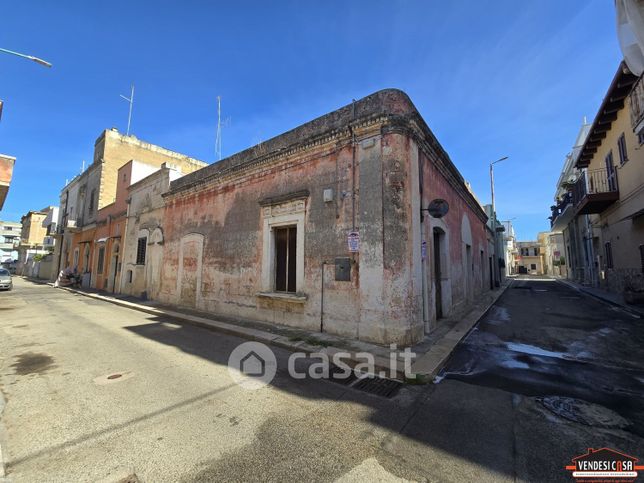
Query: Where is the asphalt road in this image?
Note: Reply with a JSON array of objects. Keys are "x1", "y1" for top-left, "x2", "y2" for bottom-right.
[{"x1": 0, "y1": 277, "x2": 643, "y2": 482}]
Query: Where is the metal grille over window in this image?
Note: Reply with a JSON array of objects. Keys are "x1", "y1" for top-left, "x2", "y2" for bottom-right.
[
  {"x1": 274, "y1": 226, "x2": 296, "y2": 293},
  {"x1": 136, "y1": 237, "x2": 147, "y2": 265}
]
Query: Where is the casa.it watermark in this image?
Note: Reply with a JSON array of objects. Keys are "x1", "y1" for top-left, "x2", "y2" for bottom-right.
[{"x1": 227, "y1": 341, "x2": 417, "y2": 390}]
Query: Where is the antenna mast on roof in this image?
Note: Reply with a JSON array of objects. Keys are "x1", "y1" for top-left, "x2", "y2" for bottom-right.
[
  {"x1": 120, "y1": 84, "x2": 135, "y2": 136},
  {"x1": 215, "y1": 96, "x2": 223, "y2": 161}
]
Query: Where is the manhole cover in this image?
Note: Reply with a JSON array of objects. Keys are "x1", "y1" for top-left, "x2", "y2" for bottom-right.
[
  {"x1": 538, "y1": 396, "x2": 630, "y2": 429},
  {"x1": 93, "y1": 371, "x2": 135, "y2": 385}
]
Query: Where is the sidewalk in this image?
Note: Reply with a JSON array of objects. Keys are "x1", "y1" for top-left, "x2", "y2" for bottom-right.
[
  {"x1": 51, "y1": 281, "x2": 510, "y2": 381},
  {"x1": 558, "y1": 279, "x2": 644, "y2": 318}
]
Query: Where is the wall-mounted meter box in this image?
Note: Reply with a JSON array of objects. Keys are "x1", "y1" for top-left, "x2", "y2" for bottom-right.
[{"x1": 335, "y1": 257, "x2": 351, "y2": 281}]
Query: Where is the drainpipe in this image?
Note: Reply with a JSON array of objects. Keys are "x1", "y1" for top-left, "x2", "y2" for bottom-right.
[
  {"x1": 320, "y1": 260, "x2": 331, "y2": 332},
  {"x1": 350, "y1": 99, "x2": 357, "y2": 231}
]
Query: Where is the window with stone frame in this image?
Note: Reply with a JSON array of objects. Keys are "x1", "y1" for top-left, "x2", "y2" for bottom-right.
[
  {"x1": 274, "y1": 226, "x2": 297, "y2": 293},
  {"x1": 260, "y1": 193, "x2": 307, "y2": 296}
]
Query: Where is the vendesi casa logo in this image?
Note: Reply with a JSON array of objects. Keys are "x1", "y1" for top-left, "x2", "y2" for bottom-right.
[
  {"x1": 227, "y1": 341, "x2": 416, "y2": 390},
  {"x1": 565, "y1": 448, "x2": 643, "y2": 482}
]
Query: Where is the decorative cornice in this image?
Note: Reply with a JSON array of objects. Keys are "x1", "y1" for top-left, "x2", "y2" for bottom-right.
[
  {"x1": 163, "y1": 89, "x2": 487, "y2": 224},
  {"x1": 259, "y1": 190, "x2": 310, "y2": 207}
]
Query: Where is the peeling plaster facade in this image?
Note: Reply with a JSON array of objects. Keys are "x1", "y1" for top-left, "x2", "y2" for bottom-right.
[{"x1": 158, "y1": 89, "x2": 490, "y2": 345}]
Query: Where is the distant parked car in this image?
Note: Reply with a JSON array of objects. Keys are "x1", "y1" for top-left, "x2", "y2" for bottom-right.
[
  {"x1": 0, "y1": 268, "x2": 12, "y2": 291},
  {"x1": 1, "y1": 261, "x2": 17, "y2": 274}
]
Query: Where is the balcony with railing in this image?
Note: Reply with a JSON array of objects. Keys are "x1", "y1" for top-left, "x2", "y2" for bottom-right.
[
  {"x1": 550, "y1": 168, "x2": 619, "y2": 229},
  {"x1": 572, "y1": 168, "x2": 619, "y2": 215}
]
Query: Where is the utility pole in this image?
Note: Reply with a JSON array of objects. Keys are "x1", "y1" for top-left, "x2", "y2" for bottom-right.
[
  {"x1": 120, "y1": 84, "x2": 135, "y2": 136},
  {"x1": 490, "y1": 156, "x2": 509, "y2": 286}
]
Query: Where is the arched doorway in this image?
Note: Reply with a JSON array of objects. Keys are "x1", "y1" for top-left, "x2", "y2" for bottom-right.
[{"x1": 177, "y1": 233, "x2": 204, "y2": 308}]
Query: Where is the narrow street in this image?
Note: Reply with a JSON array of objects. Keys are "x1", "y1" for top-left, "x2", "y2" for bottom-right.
[{"x1": 0, "y1": 277, "x2": 643, "y2": 482}]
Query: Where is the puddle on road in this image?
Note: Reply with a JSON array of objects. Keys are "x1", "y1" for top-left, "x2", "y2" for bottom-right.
[
  {"x1": 538, "y1": 396, "x2": 630, "y2": 429},
  {"x1": 506, "y1": 342, "x2": 567, "y2": 359},
  {"x1": 483, "y1": 306, "x2": 511, "y2": 326},
  {"x1": 11, "y1": 352, "x2": 56, "y2": 375}
]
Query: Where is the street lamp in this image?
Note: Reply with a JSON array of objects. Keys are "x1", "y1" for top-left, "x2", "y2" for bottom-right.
[
  {"x1": 490, "y1": 156, "x2": 509, "y2": 286},
  {"x1": 0, "y1": 47, "x2": 52, "y2": 68}
]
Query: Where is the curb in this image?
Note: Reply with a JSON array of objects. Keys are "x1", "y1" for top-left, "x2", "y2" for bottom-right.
[
  {"x1": 54, "y1": 286, "x2": 407, "y2": 379},
  {"x1": 557, "y1": 280, "x2": 643, "y2": 319},
  {"x1": 410, "y1": 281, "x2": 511, "y2": 379},
  {"x1": 0, "y1": 390, "x2": 6, "y2": 478}
]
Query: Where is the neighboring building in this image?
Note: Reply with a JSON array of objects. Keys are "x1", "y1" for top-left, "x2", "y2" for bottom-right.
[
  {"x1": 550, "y1": 62, "x2": 644, "y2": 294},
  {"x1": 119, "y1": 163, "x2": 184, "y2": 299},
  {"x1": 484, "y1": 204, "x2": 506, "y2": 285},
  {"x1": 0, "y1": 153, "x2": 16, "y2": 211},
  {"x1": 89, "y1": 160, "x2": 159, "y2": 292},
  {"x1": 0, "y1": 220, "x2": 21, "y2": 262},
  {"x1": 516, "y1": 241, "x2": 543, "y2": 275},
  {"x1": 54, "y1": 128, "x2": 207, "y2": 285},
  {"x1": 538, "y1": 231, "x2": 567, "y2": 277},
  {"x1": 158, "y1": 89, "x2": 492, "y2": 345},
  {"x1": 502, "y1": 220, "x2": 517, "y2": 275},
  {"x1": 549, "y1": 119, "x2": 593, "y2": 285},
  {"x1": 17, "y1": 208, "x2": 58, "y2": 273}
]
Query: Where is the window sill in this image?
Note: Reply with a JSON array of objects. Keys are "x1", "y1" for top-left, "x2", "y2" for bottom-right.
[{"x1": 256, "y1": 291, "x2": 308, "y2": 303}]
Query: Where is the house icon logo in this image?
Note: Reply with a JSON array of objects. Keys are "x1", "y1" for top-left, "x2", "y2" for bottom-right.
[
  {"x1": 240, "y1": 350, "x2": 266, "y2": 377},
  {"x1": 227, "y1": 342, "x2": 277, "y2": 390}
]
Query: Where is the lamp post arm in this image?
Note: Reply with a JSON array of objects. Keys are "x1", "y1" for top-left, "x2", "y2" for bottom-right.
[{"x1": 0, "y1": 47, "x2": 52, "y2": 68}]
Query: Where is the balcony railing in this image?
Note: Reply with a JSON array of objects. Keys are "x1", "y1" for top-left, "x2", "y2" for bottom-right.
[
  {"x1": 550, "y1": 168, "x2": 619, "y2": 228},
  {"x1": 629, "y1": 75, "x2": 644, "y2": 132},
  {"x1": 572, "y1": 168, "x2": 619, "y2": 215},
  {"x1": 550, "y1": 193, "x2": 573, "y2": 221}
]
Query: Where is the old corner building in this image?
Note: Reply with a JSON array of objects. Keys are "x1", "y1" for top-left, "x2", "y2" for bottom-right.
[{"x1": 157, "y1": 89, "x2": 492, "y2": 345}]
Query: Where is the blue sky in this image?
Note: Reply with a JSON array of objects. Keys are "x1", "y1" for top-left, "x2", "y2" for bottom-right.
[{"x1": 0, "y1": 1, "x2": 622, "y2": 240}]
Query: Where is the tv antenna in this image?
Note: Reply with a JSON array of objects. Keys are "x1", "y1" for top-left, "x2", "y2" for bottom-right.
[
  {"x1": 215, "y1": 96, "x2": 222, "y2": 161},
  {"x1": 120, "y1": 84, "x2": 135, "y2": 135}
]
